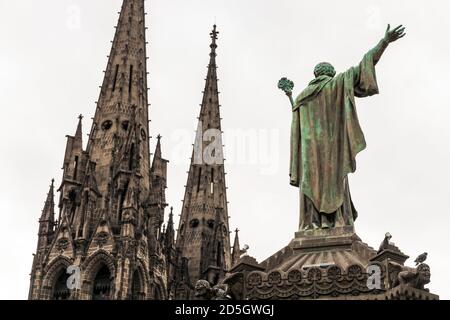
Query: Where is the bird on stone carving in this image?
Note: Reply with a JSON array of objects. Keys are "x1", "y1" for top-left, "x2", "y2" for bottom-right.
[
  {"x1": 378, "y1": 232, "x2": 392, "y2": 253},
  {"x1": 414, "y1": 252, "x2": 427, "y2": 266},
  {"x1": 239, "y1": 245, "x2": 249, "y2": 258}
]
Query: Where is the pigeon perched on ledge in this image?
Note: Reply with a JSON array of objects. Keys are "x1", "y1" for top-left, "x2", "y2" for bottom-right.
[
  {"x1": 414, "y1": 252, "x2": 428, "y2": 266},
  {"x1": 378, "y1": 232, "x2": 393, "y2": 253},
  {"x1": 239, "y1": 245, "x2": 249, "y2": 258}
]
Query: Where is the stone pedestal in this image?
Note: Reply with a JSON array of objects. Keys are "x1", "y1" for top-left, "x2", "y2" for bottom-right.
[
  {"x1": 370, "y1": 249, "x2": 409, "y2": 265},
  {"x1": 244, "y1": 222, "x2": 439, "y2": 300},
  {"x1": 294, "y1": 225, "x2": 355, "y2": 239},
  {"x1": 291, "y1": 226, "x2": 360, "y2": 255},
  {"x1": 230, "y1": 256, "x2": 265, "y2": 274}
]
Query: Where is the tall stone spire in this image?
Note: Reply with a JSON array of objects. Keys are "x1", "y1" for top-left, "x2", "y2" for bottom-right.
[
  {"x1": 30, "y1": 0, "x2": 169, "y2": 300},
  {"x1": 175, "y1": 25, "x2": 232, "y2": 288},
  {"x1": 86, "y1": 0, "x2": 151, "y2": 204}
]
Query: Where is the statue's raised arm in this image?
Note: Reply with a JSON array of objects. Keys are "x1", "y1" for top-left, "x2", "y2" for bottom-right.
[
  {"x1": 348, "y1": 24, "x2": 406, "y2": 97},
  {"x1": 372, "y1": 24, "x2": 406, "y2": 65}
]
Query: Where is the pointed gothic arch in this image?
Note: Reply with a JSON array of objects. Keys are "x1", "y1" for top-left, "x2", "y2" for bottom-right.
[
  {"x1": 129, "y1": 259, "x2": 151, "y2": 299},
  {"x1": 152, "y1": 276, "x2": 167, "y2": 300},
  {"x1": 41, "y1": 256, "x2": 73, "y2": 300},
  {"x1": 130, "y1": 267, "x2": 145, "y2": 300},
  {"x1": 153, "y1": 284, "x2": 163, "y2": 300},
  {"x1": 92, "y1": 265, "x2": 112, "y2": 300},
  {"x1": 82, "y1": 250, "x2": 116, "y2": 300},
  {"x1": 52, "y1": 269, "x2": 71, "y2": 300}
]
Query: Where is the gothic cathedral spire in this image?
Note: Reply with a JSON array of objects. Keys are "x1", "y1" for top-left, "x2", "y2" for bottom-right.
[
  {"x1": 29, "y1": 0, "x2": 168, "y2": 300},
  {"x1": 175, "y1": 25, "x2": 232, "y2": 291},
  {"x1": 87, "y1": 0, "x2": 151, "y2": 202}
]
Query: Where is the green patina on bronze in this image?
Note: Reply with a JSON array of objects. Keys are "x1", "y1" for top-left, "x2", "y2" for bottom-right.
[
  {"x1": 280, "y1": 24, "x2": 406, "y2": 230},
  {"x1": 291, "y1": 50, "x2": 377, "y2": 214}
]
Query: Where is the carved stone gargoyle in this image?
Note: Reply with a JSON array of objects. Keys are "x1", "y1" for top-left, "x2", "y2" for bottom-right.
[
  {"x1": 194, "y1": 272, "x2": 245, "y2": 300},
  {"x1": 388, "y1": 261, "x2": 431, "y2": 292}
]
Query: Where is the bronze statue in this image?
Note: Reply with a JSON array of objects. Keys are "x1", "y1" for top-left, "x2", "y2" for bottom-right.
[{"x1": 279, "y1": 25, "x2": 406, "y2": 230}]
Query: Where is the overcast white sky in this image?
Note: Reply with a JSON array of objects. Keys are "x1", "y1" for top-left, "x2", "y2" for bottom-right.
[{"x1": 1, "y1": 0, "x2": 449, "y2": 300}]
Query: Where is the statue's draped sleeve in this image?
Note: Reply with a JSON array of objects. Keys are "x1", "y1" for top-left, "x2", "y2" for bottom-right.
[
  {"x1": 289, "y1": 48, "x2": 379, "y2": 213},
  {"x1": 289, "y1": 99, "x2": 301, "y2": 187}
]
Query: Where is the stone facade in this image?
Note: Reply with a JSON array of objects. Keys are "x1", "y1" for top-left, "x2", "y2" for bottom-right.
[
  {"x1": 29, "y1": 0, "x2": 168, "y2": 300},
  {"x1": 29, "y1": 0, "x2": 234, "y2": 301}
]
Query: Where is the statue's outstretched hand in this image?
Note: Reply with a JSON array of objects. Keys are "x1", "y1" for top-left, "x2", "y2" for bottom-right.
[{"x1": 384, "y1": 24, "x2": 406, "y2": 43}]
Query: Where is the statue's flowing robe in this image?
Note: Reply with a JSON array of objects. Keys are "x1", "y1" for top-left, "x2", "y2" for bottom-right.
[{"x1": 290, "y1": 49, "x2": 379, "y2": 228}]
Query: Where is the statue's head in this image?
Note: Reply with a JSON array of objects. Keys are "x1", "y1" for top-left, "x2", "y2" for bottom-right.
[
  {"x1": 194, "y1": 280, "x2": 211, "y2": 297},
  {"x1": 314, "y1": 62, "x2": 336, "y2": 78},
  {"x1": 417, "y1": 263, "x2": 431, "y2": 284}
]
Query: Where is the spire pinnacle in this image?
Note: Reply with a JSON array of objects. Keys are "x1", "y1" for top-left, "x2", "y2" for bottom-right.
[
  {"x1": 231, "y1": 228, "x2": 241, "y2": 266},
  {"x1": 41, "y1": 179, "x2": 55, "y2": 222},
  {"x1": 195, "y1": 24, "x2": 222, "y2": 135},
  {"x1": 154, "y1": 134, "x2": 162, "y2": 158},
  {"x1": 150, "y1": 133, "x2": 168, "y2": 181},
  {"x1": 75, "y1": 114, "x2": 83, "y2": 141},
  {"x1": 164, "y1": 206, "x2": 175, "y2": 249},
  {"x1": 210, "y1": 24, "x2": 219, "y2": 53},
  {"x1": 168, "y1": 207, "x2": 174, "y2": 224}
]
